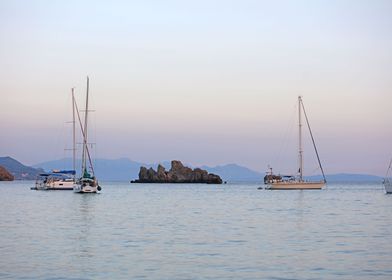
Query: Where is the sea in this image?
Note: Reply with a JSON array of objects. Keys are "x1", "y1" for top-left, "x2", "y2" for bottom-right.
[{"x1": 0, "y1": 181, "x2": 391, "y2": 280}]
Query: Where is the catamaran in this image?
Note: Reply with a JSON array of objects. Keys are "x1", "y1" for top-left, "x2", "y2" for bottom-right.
[
  {"x1": 383, "y1": 158, "x2": 392, "y2": 194},
  {"x1": 73, "y1": 77, "x2": 101, "y2": 193},
  {"x1": 264, "y1": 96, "x2": 326, "y2": 190}
]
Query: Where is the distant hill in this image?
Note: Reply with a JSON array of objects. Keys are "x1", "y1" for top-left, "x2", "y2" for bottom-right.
[
  {"x1": 306, "y1": 173, "x2": 383, "y2": 182},
  {"x1": 32, "y1": 157, "x2": 383, "y2": 183},
  {"x1": 34, "y1": 158, "x2": 143, "y2": 181},
  {"x1": 0, "y1": 156, "x2": 43, "y2": 180},
  {"x1": 33, "y1": 158, "x2": 263, "y2": 182},
  {"x1": 201, "y1": 164, "x2": 262, "y2": 182}
]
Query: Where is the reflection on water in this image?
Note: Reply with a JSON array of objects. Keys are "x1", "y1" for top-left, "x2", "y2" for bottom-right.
[
  {"x1": 0, "y1": 181, "x2": 391, "y2": 280},
  {"x1": 74, "y1": 194, "x2": 98, "y2": 262},
  {"x1": 294, "y1": 191, "x2": 305, "y2": 231}
]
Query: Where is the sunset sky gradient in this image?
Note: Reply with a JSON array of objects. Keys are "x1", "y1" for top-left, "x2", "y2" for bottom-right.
[{"x1": 1, "y1": 0, "x2": 391, "y2": 175}]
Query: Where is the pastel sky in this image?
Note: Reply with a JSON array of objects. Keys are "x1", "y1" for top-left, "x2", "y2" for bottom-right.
[{"x1": 1, "y1": 0, "x2": 391, "y2": 175}]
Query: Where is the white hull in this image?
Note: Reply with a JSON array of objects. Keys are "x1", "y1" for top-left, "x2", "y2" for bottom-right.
[
  {"x1": 73, "y1": 178, "x2": 100, "y2": 193},
  {"x1": 33, "y1": 180, "x2": 74, "y2": 190},
  {"x1": 73, "y1": 184, "x2": 99, "y2": 193},
  {"x1": 266, "y1": 181, "x2": 325, "y2": 190},
  {"x1": 384, "y1": 180, "x2": 392, "y2": 194}
]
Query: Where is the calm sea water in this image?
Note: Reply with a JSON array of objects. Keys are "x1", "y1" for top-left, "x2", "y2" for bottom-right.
[{"x1": 0, "y1": 181, "x2": 391, "y2": 280}]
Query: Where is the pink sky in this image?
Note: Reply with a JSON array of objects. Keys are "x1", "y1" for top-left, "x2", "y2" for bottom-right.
[{"x1": 1, "y1": 1, "x2": 391, "y2": 175}]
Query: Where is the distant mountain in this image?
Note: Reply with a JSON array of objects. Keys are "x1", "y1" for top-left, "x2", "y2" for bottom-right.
[
  {"x1": 33, "y1": 157, "x2": 383, "y2": 183},
  {"x1": 33, "y1": 158, "x2": 263, "y2": 182},
  {"x1": 306, "y1": 173, "x2": 383, "y2": 182},
  {"x1": 34, "y1": 158, "x2": 143, "y2": 181},
  {"x1": 201, "y1": 164, "x2": 263, "y2": 182},
  {"x1": 0, "y1": 156, "x2": 43, "y2": 180}
]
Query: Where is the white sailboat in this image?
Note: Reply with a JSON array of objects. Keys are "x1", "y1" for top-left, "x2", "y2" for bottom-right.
[
  {"x1": 32, "y1": 88, "x2": 77, "y2": 191},
  {"x1": 73, "y1": 77, "x2": 101, "y2": 193},
  {"x1": 33, "y1": 170, "x2": 75, "y2": 190},
  {"x1": 383, "y1": 159, "x2": 392, "y2": 194},
  {"x1": 265, "y1": 96, "x2": 326, "y2": 190}
]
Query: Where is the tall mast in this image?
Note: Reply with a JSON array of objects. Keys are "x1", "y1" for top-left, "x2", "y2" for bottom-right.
[
  {"x1": 298, "y1": 96, "x2": 303, "y2": 181},
  {"x1": 82, "y1": 76, "x2": 89, "y2": 175},
  {"x1": 72, "y1": 88, "x2": 76, "y2": 181}
]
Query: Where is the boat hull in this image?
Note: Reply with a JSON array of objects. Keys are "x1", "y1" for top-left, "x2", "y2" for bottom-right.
[
  {"x1": 73, "y1": 177, "x2": 100, "y2": 193},
  {"x1": 32, "y1": 180, "x2": 74, "y2": 191},
  {"x1": 73, "y1": 184, "x2": 98, "y2": 193},
  {"x1": 384, "y1": 181, "x2": 392, "y2": 194},
  {"x1": 266, "y1": 181, "x2": 325, "y2": 190}
]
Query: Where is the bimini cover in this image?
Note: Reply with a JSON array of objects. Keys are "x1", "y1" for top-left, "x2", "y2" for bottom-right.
[
  {"x1": 39, "y1": 172, "x2": 73, "y2": 177},
  {"x1": 51, "y1": 170, "x2": 76, "y2": 175}
]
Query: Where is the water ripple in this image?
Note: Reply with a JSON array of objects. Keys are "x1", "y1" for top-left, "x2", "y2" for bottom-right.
[{"x1": 0, "y1": 181, "x2": 391, "y2": 279}]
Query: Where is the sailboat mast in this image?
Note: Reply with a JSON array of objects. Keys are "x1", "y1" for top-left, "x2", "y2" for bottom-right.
[
  {"x1": 298, "y1": 96, "x2": 303, "y2": 181},
  {"x1": 82, "y1": 77, "x2": 89, "y2": 174},
  {"x1": 72, "y1": 88, "x2": 76, "y2": 181}
]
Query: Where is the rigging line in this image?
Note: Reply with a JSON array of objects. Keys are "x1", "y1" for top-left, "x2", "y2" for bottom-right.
[
  {"x1": 274, "y1": 102, "x2": 297, "y2": 170},
  {"x1": 73, "y1": 96, "x2": 95, "y2": 177},
  {"x1": 385, "y1": 157, "x2": 392, "y2": 178},
  {"x1": 310, "y1": 166, "x2": 321, "y2": 175},
  {"x1": 75, "y1": 98, "x2": 95, "y2": 177},
  {"x1": 92, "y1": 100, "x2": 97, "y2": 170},
  {"x1": 300, "y1": 100, "x2": 326, "y2": 183}
]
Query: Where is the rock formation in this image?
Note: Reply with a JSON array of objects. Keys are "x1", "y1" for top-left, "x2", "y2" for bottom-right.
[
  {"x1": 131, "y1": 160, "x2": 222, "y2": 184},
  {"x1": 0, "y1": 166, "x2": 14, "y2": 181}
]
